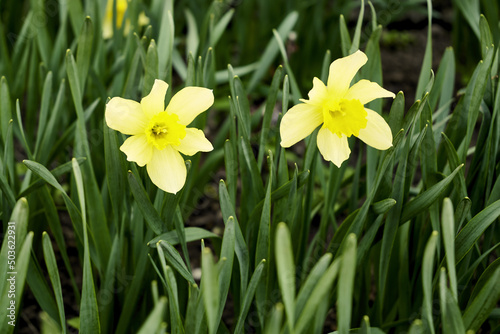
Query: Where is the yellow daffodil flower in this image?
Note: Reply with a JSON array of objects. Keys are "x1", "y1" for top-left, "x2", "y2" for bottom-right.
[
  {"x1": 280, "y1": 50, "x2": 395, "y2": 167},
  {"x1": 105, "y1": 79, "x2": 214, "y2": 194},
  {"x1": 103, "y1": 0, "x2": 150, "y2": 39}
]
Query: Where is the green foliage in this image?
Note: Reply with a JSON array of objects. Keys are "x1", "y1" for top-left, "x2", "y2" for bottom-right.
[{"x1": 0, "y1": 0, "x2": 499, "y2": 333}]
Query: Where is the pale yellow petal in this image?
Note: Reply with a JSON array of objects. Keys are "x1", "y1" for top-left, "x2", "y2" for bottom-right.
[
  {"x1": 141, "y1": 79, "x2": 169, "y2": 119},
  {"x1": 307, "y1": 77, "x2": 328, "y2": 105},
  {"x1": 280, "y1": 103, "x2": 323, "y2": 148},
  {"x1": 316, "y1": 127, "x2": 351, "y2": 167},
  {"x1": 120, "y1": 134, "x2": 153, "y2": 167},
  {"x1": 344, "y1": 79, "x2": 395, "y2": 105},
  {"x1": 327, "y1": 50, "x2": 367, "y2": 96},
  {"x1": 166, "y1": 87, "x2": 214, "y2": 126},
  {"x1": 105, "y1": 97, "x2": 147, "y2": 135},
  {"x1": 357, "y1": 108, "x2": 393, "y2": 150},
  {"x1": 176, "y1": 128, "x2": 213, "y2": 156},
  {"x1": 147, "y1": 146, "x2": 187, "y2": 194}
]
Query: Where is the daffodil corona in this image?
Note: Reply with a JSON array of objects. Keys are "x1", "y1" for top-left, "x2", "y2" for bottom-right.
[
  {"x1": 105, "y1": 80, "x2": 214, "y2": 194},
  {"x1": 280, "y1": 50, "x2": 395, "y2": 167}
]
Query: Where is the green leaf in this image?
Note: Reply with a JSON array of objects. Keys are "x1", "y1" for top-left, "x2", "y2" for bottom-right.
[
  {"x1": 337, "y1": 234, "x2": 357, "y2": 334},
  {"x1": 234, "y1": 260, "x2": 266, "y2": 333},
  {"x1": 415, "y1": 0, "x2": 433, "y2": 100},
  {"x1": 339, "y1": 15, "x2": 352, "y2": 56},
  {"x1": 209, "y1": 9, "x2": 234, "y2": 48},
  {"x1": 462, "y1": 264, "x2": 500, "y2": 331},
  {"x1": 72, "y1": 159, "x2": 100, "y2": 333},
  {"x1": 349, "y1": 0, "x2": 365, "y2": 54},
  {"x1": 157, "y1": 2, "x2": 174, "y2": 81},
  {"x1": 159, "y1": 241, "x2": 195, "y2": 285},
  {"x1": 295, "y1": 253, "x2": 332, "y2": 320},
  {"x1": 147, "y1": 227, "x2": 219, "y2": 247},
  {"x1": 422, "y1": 231, "x2": 438, "y2": 334},
  {"x1": 439, "y1": 268, "x2": 465, "y2": 334},
  {"x1": 400, "y1": 164, "x2": 463, "y2": 222},
  {"x1": 275, "y1": 223, "x2": 296, "y2": 331},
  {"x1": 264, "y1": 303, "x2": 284, "y2": 334},
  {"x1": 184, "y1": 9, "x2": 199, "y2": 58},
  {"x1": 128, "y1": 171, "x2": 165, "y2": 235},
  {"x1": 202, "y1": 248, "x2": 219, "y2": 334},
  {"x1": 42, "y1": 232, "x2": 67, "y2": 334},
  {"x1": 219, "y1": 180, "x2": 249, "y2": 300},
  {"x1": 440, "y1": 198, "x2": 458, "y2": 301},
  {"x1": 76, "y1": 17, "x2": 93, "y2": 90},
  {"x1": 295, "y1": 257, "x2": 341, "y2": 334},
  {"x1": 0, "y1": 231, "x2": 33, "y2": 334},
  {"x1": 137, "y1": 297, "x2": 167, "y2": 334},
  {"x1": 258, "y1": 66, "x2": 283, "y2": 169},
  {"x1": 144, "y1": 39, "x2": 159, "y2": 97},
  {"x1": 216, "y1": 216, "x2": 235, "y2": 327},
  {"x1": 455, "y1": 199, "x2": 500, "y2": 262}
]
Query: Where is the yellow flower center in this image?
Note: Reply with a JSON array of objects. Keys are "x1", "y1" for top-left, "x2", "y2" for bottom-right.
[
  {"x1": 145, "y1": 112, "x2": 186, "y2": 150},
  {"x1": 322, "y1": 98, "x2": 367, "y2": 138}
]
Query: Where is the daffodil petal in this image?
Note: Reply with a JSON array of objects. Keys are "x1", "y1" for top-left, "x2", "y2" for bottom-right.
[
  {"x1": 166, "y1": 87, "x2": 214, "y2": 126},
  {"x1": 106, "y1": 97, "x2": 147, "y2": 135},
  {"x1": 147, "y1": 146, "x2": 187, "y2": 194},
  {"x1": 327, "y1": 50, "x2": 367, "y2": 96},
  {"x1": 120, "y1": 134, "x2": 153, "y2": 167},
  {"x1": 176, "y1": 128, "x2": 213, "y2": 156},
  {"x1": 357, "y1": 108, "x2": 393, "y2": 150},
  {"x1": 280, "y1": 103, "x2": 323, "y2": 147},
  {"x1": 307, "y1": 77, "x2": 328, "y2": 105},
  {"x1": 344, "y1": 79, "x2": 395, "y2": 104},
  {"x1": 141, "y1": 79, "x2": 169, "y2": 119},
  {"x1": 317, "y1": 127, "x2": 351, "y2": 167}
]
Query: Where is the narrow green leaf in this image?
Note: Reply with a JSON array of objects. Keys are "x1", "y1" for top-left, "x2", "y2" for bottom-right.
[
  {"x1": 440, "y1": 198, "x2": 458, "y2": 301},
  {"x1": 147, "y1": 227, "x2": 219, "y2": 247},
  {"x1": 337, "y1": 234, "x2": 357, "y2": 334},
  {"x1": 216, "y1": 217, "x2": 235, "y2": 327},
  {"x1": 0, "y1": 232, "x2": 33, "y2": 334},
  {"x1": 295, "y1": 257, "x2": 341, "y2": 334},
  {"x1": 439, "y1": 268, "x2": 465, "y2": 334},
  {"x1": 295, "y1": 253, "x2": 332, "y2": 319},
  {"x1": 422, "y1": 231, "x2": 438, "y2": 334},
  {"x1": 202, "y1": 248, "x2": 219, "y2": 334},
  {"x1": 209, "y1": 9, "x2": 234, "y2": 48},
  {"x1": 234, "y1": 260, "x2": 266, "y2": 333},
  {"x1": 349, "y1": 0, "x2": 365, "y2": 54},
  {"x1": 137, "y1": 297, "x2": 167, "y2": 334},
  {"x1": 258, "y1": 66, "x2": 283, "y2": 169},
  {"x1": 76, "y1": 17, "x2": 93, "y2": 90},
  {"x1": 219, "y1": 180, "x2": 249, "y2": 299},
  {"x1": 144, "y1": 39, "x2": 159, "y2": 96},
  {"x1": 72, "y1": 158, "x2": 100, "y2": 333},
  {"x1": 462, "y1": 265, "x2": 500, "y2": 331},
  {"x1": 400, "y1": 164, "x2": 463, "y2": 222},
  {"x1": 415, "y1": 0, "x2": 433, "y2": 99},
  {"x1": 42, "y1": 232, "x2": 67, "y2": 334},
  {"x1": 128, "y1": 171, "x2": 165, "y2": 235},
  {"x1": 275, "y1": 223, "x2": 295, "y2": 331},
  {"x1": 264, "y1": 303, "x2": 284, "y2": 334},
  {"x1": 339, "y1": 15, "x2": 351, "y2": 57},
  {"x1": 455, "y1": 199, "x2": 500, "y2": 262},
  {"x1": 159, "y1": 241, "x2": 195, "y2": 284}
]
